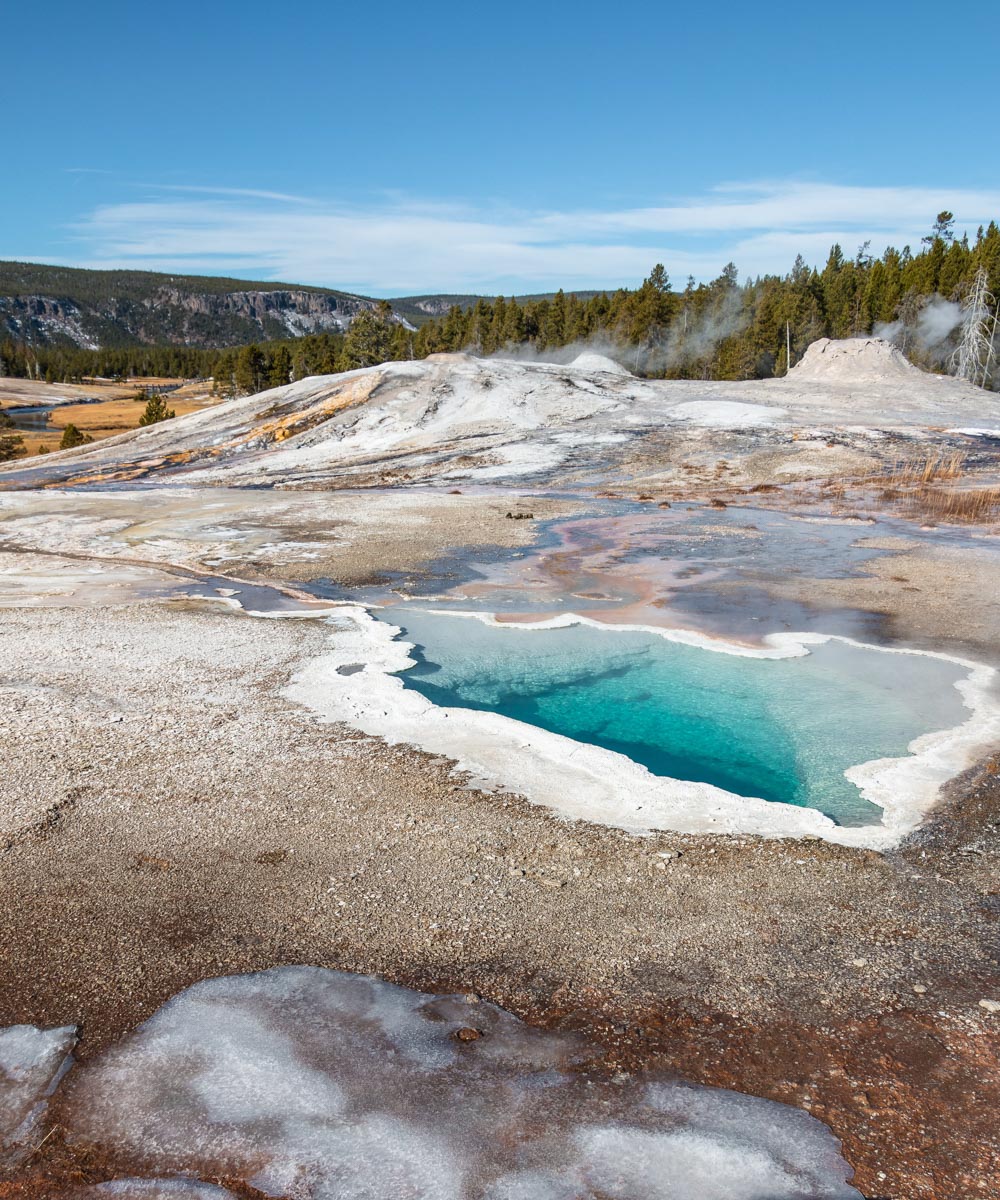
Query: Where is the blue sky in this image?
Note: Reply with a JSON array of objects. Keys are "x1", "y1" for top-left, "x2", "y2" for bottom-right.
[{"x1": 6, "y1": 0, "x2": 999, "y2": 296}]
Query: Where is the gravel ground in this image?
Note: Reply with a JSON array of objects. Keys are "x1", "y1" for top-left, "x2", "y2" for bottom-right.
[{"x1": 1, "y1": 601, "x2": 998, "y2": 1198}]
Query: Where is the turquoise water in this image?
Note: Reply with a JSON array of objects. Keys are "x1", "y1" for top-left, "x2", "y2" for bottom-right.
[{"x1": 381, "y1": 608, "x2": 970, "y2": 825}]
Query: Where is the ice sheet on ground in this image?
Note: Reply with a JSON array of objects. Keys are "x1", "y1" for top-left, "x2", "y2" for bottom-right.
[
  {"x1": 666, "y1": 399, "x2": 785, "y2": 427},
  {"x1": 64, "y1": 966, "x2": 861, "y2": 1199},
  {"x1": 0, "y1": 1023, "x2": 76, "y2": 1165},
  {"x1": 83, "y1": 1183, "x2": 237, "y2": 1198},
  {"x1": 947, "y1": 427, "x2": 1000, "y2": 438}
]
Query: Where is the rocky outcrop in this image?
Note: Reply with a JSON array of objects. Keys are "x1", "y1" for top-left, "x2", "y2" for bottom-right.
[
  {"x1": 411, "y1": 297, "x2": 460, "y2": 316},
  {"x1": 146, "y1": 287, "x2": 371, "y2": 340},
  {"x1": 0, "y1": 296, "x2": 99, "y2": 349}
]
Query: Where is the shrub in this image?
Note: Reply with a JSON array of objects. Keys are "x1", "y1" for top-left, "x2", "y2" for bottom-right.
[{"x1": 0, "y1": 432, "x2": 24, "y2": 461}]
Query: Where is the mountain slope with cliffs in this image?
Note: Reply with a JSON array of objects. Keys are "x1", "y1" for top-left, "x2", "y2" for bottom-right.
[{"x1": 0, "y1": 261, "x2": 406, "y2": 350}]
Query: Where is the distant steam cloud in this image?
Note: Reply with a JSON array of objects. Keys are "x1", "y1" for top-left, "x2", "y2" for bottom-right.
[
  {"x1": 647, "y1": 287, "x2": 749, "y2": 374},
  {"x1": 916, "y1": 297, "x2": 964, "y2": 348},
  {"x1": 492, "y1": 288, "x2": 748, "y2": 376},
  {"x1": 876, "y1": 294, "x2": 965, "y2": 363},
  {"x1": 494, "y1": 335, "x2": 624, "y2": 367}
]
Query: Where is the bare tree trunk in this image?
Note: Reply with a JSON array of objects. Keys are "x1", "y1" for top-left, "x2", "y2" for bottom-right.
[{"x1": 951, "y1": 267, "x2": 997, "y2": 388}]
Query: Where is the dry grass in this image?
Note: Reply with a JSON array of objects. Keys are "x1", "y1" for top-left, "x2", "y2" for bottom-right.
[
  {"x1": 5, "y1": 380, "x2": 221, "y2": 455},
  {"x1": 911, "y1": 485, "x2": 1000, "y2": 523},
  {"x1": 872, "y1": 452, "x2": 966, "y2": 488},
  {"x1": 862, "y1": 454, "x2": 1000, "y2": 524}
]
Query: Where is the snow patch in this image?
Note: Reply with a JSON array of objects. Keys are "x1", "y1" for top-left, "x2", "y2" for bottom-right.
[
  {"x1": 667, "y1": 399, "x2": 785, "y2": 427},
  {"x1": 0, "y1": 1023, "x2": 76, "y2": 1165},
  {"x1": 947, "y1": 427, "x2": 1000, "y2": 439},
  {"x1": 64, "y1": 967, "x2": 860, "y2": 1199},
  {"x1": 84, "y1": 1183, "x2": 237, "y2": 1199}
]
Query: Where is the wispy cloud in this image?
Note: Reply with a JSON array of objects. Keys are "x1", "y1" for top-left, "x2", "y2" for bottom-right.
[
  {"x1": 148, "y1": 184, "x2": 313, "y2": 204},
  {"x1": 60, "y1": 180, "x2": 1000, "y2": 294}
]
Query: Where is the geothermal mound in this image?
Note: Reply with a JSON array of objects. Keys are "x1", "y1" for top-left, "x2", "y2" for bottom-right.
[
  {"x1": 789, "y1": 337, "x2": 924, "y2": 383},
  {"x1": 567, "y1": 350, "x2": 632, "y2": 376}
]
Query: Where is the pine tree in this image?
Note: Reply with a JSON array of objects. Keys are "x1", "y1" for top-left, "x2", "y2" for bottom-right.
[
  {"x1": 138, "y1": 395, "x2": 176, "y2": 425},
  {"x1": 502, "y1": 298, "x2": 526, "y2": 344},
  {"x1": 468, "y1": 299, "x2": 490, "y2": 353},
  {"x1": 59, "y1": 423, "x2": 93, "y2": 450},
  {"x1": 630, "y1": 265, "x2": 675, "y2": 344},
  {"x1": 389, "y1": 322, "x2": 414, "y2": 362},
  {"x1": 925, "y1": 211, "x2": 955, "y2": 245},
  {"x1": 268, "y1": 345, "x2": 293, "y2": 388},
  {"x1": 486, "y1": 296, "x2": 507, "y2": 354},
  {"x1": 213, "y1": 350, "x2": 237, "y2": 397},
  {"x1": 342, "y1": 310, "x2": 393, "y2": 369},
  {"x1": 234, "y1": 345, "x2": 266, "y2": 395},
  {"x1": 543, "y1": 290, "x2": 568, "y2": 347},
  {"x1": 939, "y1": 238, "x2": 971, "y2": 298},
  {"x1": 892, "y1": 288, "x2": 923, "y2": 354}
]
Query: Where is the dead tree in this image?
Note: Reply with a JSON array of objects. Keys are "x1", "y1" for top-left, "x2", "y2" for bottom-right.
[{"x1": 951, "y1": 267, "x2": 997, "y2": 388}]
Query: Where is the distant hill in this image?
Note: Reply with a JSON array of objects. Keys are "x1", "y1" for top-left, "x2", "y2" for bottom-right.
[
  {"x1": 0, "y1": 262, "x2": 403, "y2": 350},
  {"x1": 0, "y1": 261, "x2": 612, "y2": 349}
]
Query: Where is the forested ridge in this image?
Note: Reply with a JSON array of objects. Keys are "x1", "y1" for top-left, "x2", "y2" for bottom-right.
[
  {"x1": 2, "y1": 214, "x2": 998, "y2": 391},
  {"x1": 0, "y1": 262, "x2": 344, "y2": 303}
]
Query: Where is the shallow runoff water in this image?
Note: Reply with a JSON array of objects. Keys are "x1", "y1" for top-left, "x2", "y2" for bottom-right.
[{"x1": 381, "y1": 608, "x2": 969, "y2": 826}]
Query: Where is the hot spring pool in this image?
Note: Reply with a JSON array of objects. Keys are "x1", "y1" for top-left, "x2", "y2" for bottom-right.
[{"x1": 379, "y1": 608, "x2": 972, "y2": 826}]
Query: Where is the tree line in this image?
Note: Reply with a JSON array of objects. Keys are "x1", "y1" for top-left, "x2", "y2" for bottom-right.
[
  {"x1": 2, "y1": 215, "x2": 998, "y2": 392},
  {"x1": 406, "y1": 214, "x2": 1000, "y2": 381}
]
